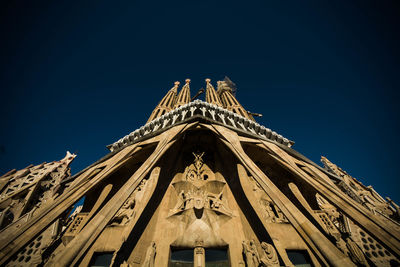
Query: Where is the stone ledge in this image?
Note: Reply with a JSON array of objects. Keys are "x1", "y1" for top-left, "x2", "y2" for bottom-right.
[{"x1": 108, "y1": 100, "x2": 294, "y2": 152}]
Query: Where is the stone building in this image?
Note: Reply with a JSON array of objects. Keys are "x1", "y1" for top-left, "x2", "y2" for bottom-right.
[{"x1": 0, "y1": 78, "x2": 399, "y2": 267}]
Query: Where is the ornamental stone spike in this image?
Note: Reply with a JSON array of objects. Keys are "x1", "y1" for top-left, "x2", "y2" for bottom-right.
[
  {"x1": 205, "y1": 78, "x2": 223, "y2": 107},
  {"x1": 147, "y1": 81, "x2": 180, "y2": 123},
  {"x1": 174, "y1": 79, "x2": 191, "y2": 108}
]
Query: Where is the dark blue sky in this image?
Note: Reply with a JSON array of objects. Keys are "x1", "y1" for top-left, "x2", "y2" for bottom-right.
[{"x1": 1, "y1": 1, "x2": 399, "y2": 202}]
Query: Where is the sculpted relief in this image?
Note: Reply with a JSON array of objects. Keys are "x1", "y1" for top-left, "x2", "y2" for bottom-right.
[
  {"x1": 321, "y1": 156, "x2": 400, "y2": 225},
  {"x1": 290, "y1": 181, "x2": 398, "y2": 267},
  {"x1": 242, "y1": 239, "x2": 279, "y2": 267},
  {"x1": 110, "y1": 179, "x2": 148, "y2": 226},
  {"x1": 317, "y1": 193, "x2": 399, "y2": 267},
  {"x1": 244, "y1": 169, "x2": 288, "y2": 224},
  {"x1": 168, "y1": 152, "x2": 233, "y2": 248}
]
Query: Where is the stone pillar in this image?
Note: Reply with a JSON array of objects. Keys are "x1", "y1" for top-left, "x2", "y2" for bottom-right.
[{"x1": 194, "y1": 240, "x2": 205, "y2": 267}]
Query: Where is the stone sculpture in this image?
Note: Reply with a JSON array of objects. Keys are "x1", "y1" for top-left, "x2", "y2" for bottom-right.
[
  {"x1": 260, "y1": 241, "x2": 279, "y2": 267},
  {"x1": 242, "y1": 240, "x2": 260, "y2": 267},
  {"x1": 143, "y1": 241, "x2": 156, "y2": 267}
]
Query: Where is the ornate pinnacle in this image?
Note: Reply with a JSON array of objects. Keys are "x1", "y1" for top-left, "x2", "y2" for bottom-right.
[
  {"x1": 170, "y1": 81, "x2": 180, "y2": 93},
  {"x1": 205, "y1": 78, "x2": 214, "y2": 90}
]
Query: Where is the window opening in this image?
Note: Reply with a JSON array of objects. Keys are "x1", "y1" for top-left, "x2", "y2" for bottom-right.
[
  {"x1": 205, "y1": 248, "x2": 229, "y2": 266},
  {"x1": 89, "y1": 252, "x2": 114, "y2": 267},
  {"x1": 170, "y1": 249, "x2": 193, "y2": 267},
  {"x1": 286, "y1": 250, "x2": 313, "y2": 267}
]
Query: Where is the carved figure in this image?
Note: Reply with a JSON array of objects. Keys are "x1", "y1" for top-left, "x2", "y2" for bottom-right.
[
  {"x1": 259, "y1": 199, "x2": 286, "y2": 223},
  {"x1": 171, "y1": 190, "x2": 186, "y2": 212},
  {"x1": 193, "y1": 152, "x2": 205, "y2": 177},
  {"x1": 316, "y1": 193, "x2": 340, "y2": 221},
  {"x1": 143, "y1": 241, "x2": 156, "y2": 267},
  {"x1": 260, "y1": 242, "x2": 279, "y2": 267},
  {"x1": 321, "y1": 156, "x2": 399, "y2": 222},
  {"x1": 186, "y1": 152, "x2": 206, "y2": 181},
  {"x1": 242, "y1": 240, "x2": 260, "y2": 267},
  {"x1": 259, "y1": 199, "x2": 275, "y2": 223},
  {"x1": 110, "y1": 192, "x2": 136, "y2": 226},
  {"x1": 346, "y1": 238, "x2": 368, "y2": 266},
  {"x1": 137, "y1": 179, "x2": 147, "y2": 191}
]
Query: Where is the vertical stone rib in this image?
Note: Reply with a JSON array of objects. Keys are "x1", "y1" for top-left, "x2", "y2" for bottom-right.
[
  {"x1": 45, "y1": 124, "x2": 188, "y2": 267},
  {"x1": 205, "y1": 78, "x2": 223, "y2": 107},
  {"x1": 217, "y1": 80, "x2": 255, "y2": 121},
  {"x1": 147, "y1": 81, "x2": 180, "y2": 123},
  {"x1": 174, "y1": 79, "x2": 191, "y2": 108},
  {"x1": 211, "y1": 124, "x2": 354, "y2": 267}
]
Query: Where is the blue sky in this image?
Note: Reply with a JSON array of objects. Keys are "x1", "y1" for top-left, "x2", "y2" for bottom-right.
[{"x1": 0, "y1": 0, "x2": 399, "y2": 203}]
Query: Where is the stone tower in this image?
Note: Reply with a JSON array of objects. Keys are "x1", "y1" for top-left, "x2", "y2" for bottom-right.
[{"x1": 1, "y1": 78, "x2": 399, "y2": 267}]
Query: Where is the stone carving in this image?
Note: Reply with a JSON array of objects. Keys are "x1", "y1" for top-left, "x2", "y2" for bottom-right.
[
  {"x1": 259, "y1": 198, "x2": 286, "y2": 223},
  {"x1": 5, "y1": 219, "x2": 62, "y2": 266},
  {"x1": 169, "y1": 152, "x2": 232, "y2": 248},
  {"x1": 0, "y1": 152, "x2": 75, "y2": 231},
  {"x1": 316, "y1": 193, "x2": 340, "y2": 223},
  {"x1": 314, "y1": 194, "x2": 351, "y2": 255},
  {"x1": 109, "y1": 100, "x2": 292, "y2": 152},
  {"x1": 321, "y1": 156, "x2": 400, "y2": 224},
  {"x1": 170, "y1": 186, "x2": 232, "y2": 218},
  {"x1": 315, "y1": 193, "x2": 342, "y2": 241},
  {"x1": 346, "y1": 237, "x2": 368, "y2": 266},
  {"x1": 250, "y1": 176, "x2": 287, "y2": 224},
  {"x1": 351, "y1": 224, "x2": 399, "y2": 266},
  {"x1": 186, "y1": 152, "x2": 205, "y2": 181},
  {"x1": 194, "y1": 240, "x2": 205, "y2": 267},
  {"x1": 110, "y1": 179, "x2": 147, "y2": 226},
  {"x1": 386, "y1": 197, "x2": 400, "y2": 220},
  {"x1": 143, "y1": 241, "x2": 156, "y2": 267},
  {"x1": 242, "y1": 239, "x2": 260, "y2": 267},
  {"x1": 110, "y1": 194, "x2": 136, "y2": 226},
  {"x1": 170, "y1": 153, "x2": 232, "y2": 218},
  {"x1": 193, "y1": 152, "x2": 204, "y2": 176},
  {"x1": 260, "y1": 242, "x2": 279, "y2": 267},
  {"x1": 314, "y1": 192, "x2": 398, "y2": 266},
  {"x1": 289, "y1": 183, "x2": 353, "y2": 257}
]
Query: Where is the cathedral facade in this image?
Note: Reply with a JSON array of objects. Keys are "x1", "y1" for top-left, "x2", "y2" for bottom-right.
[{"x1": 0, "y1": 78, "x2": 399, "y2": 267}]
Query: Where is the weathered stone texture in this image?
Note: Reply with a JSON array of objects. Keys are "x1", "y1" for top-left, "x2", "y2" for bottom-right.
[{"x1": 1, "y1": 79, "x2": 399, "y2": 267}]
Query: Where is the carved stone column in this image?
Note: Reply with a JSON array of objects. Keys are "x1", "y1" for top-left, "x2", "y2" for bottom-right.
[{"x1": 194, "y1": 240, "x2": 205, "y2": 267}]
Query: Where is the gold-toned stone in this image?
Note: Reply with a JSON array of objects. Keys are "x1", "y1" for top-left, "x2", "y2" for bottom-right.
[{"x1": 1, "y1": 79, "x2": 399, "y2": 267}]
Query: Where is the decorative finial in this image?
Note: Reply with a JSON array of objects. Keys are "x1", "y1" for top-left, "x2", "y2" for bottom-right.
[
  {"x1": 170, "y1": 81, "x2": 180, "y2": 93},
  {"x1": 205, "y1": 78, "x2": 211, "y2": 83},
  {"x1": 185, "y1": 79, "x2": 191, "y2": 83}
]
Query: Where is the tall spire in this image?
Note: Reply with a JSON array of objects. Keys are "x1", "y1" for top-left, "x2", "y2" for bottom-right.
[
  {"x1": 174, "y1": 79, "x2": 191, "y2": 108},
  {"x1": 147, "y1": 81, "x2": 180, "y2": 123},
  {"x1": 217, "y1": 78, "x2": 254, "y2": 121},
  {"x1": 205, "y1": 78, "x2": 222, "y2": 107}
]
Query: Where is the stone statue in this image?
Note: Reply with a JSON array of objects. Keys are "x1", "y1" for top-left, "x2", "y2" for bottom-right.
[
  {"x1": 260, "y1": 199, "x2": 276, "y2": 223},
  {"x1": 110, "y1": 192, "x2": 136, "y2": 226},
  {"x1": 260, "y1": 242, "x2": 279, "y2": 267},
  {"x1": 242, "y1": 240, "x2": 260, "y2": 267},
  {"x1": 143, "y1": 241, "x2": 156, "y2": 267}
]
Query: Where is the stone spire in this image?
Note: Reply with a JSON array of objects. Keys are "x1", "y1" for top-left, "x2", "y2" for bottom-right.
[
  {"x1": 147, "y1": 81, "x2": 180, "y2": 123},
  {"x1": 0, "y1": 151, "x2": 76, "y2": 230},
  {"x1": 205, "y1": 78, "x2": 222, "y2": 107},
  {"x1": 217, "y1": 78, "x2": 254, "y2": 121},
  {"x1": 2, "y1": 78, "x2": 400, "y2": 267},
  {"x1": 174, "y1": 79, "x2": 191, "y2": 108}
]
